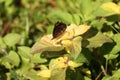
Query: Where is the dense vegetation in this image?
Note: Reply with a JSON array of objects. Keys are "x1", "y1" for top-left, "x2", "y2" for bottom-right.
[{"x1": 0, "y1": 0, "x2": 120, "y2": 80}]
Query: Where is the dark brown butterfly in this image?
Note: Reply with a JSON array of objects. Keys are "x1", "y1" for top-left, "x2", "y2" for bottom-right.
[{"x1": 52, "y1": 22, "x2": 67, "y2": 39}]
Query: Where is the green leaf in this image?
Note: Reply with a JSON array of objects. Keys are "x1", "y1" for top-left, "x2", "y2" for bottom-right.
[
  {"x1": 72, "y1": 14, "x2": 80, "y2": 25},
  {"x1": 8, "y1": 51, "x2": 20, "y2": 67},
  {"x1": 18, "y1": 46, "x2": 31, "y2": 59},
  {"x1": 3, "y1": 33, "x2": 21, "y2": 47},
  {"x1": 76, "y1": 48, "x2": 92, "y2": 64},
  {"x1": 5, "y1": 0, "x2": 13, "y2": 6},
  {"x1": 93, "y1": 6, "x2": 115, "y2": 17},
  {"x1": 102, "y1": 69, "x2": 120, "y2": 80},
  {"x1": 62, "y1": 36, "x2": 82, "y2": 59},
  {"x1": 20, "y1": 70, "x2": 49, "y2": 80},
  {"x1": 1, "y1": 51, "x2": 20, "y2": 68},
  {"x1": 80, "y1": 0, "x2": 93, "y2": 16},
  {"x1": 0, "y1": 37, "x2": 6, "y2": 48},
  {"x1": 48, "y1": 10, "x2": 73, "y2": 24},
  {"x1": 17, "y1": 57, "x2": 34, "y2": 74},
  {"x1": 104, "y1": 34, "x2": 120, "y2": 59},
  {"x1": 31, "y1": 54, "x2": 47, "y2": 63},
  {"x1": 51, "y1": 68, "x2": 66, "y2": 80},
  {"x1": 87, "y1": 32, "x2": 113, "y2": 48},
  {"x1": 79, "y1": 0, "x2": 96, "y2": 21}
]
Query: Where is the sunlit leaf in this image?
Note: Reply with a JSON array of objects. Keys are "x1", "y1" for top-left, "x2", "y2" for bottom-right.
[
  {"x1": 49, "y1": 57, "x2": 68, "y2": 69},
  {"x1": 30, "y1": 35, "x2": 64, "y2": 54},
  {"x1": 62, "y1": 36, "x2": 82, "y2": 59},
  {"x1": 51, "y1": 68, "x2": 66, "y2": 80},
  {"x1": 18, "y1": 46, "x2": 31, "y2": 59},
  {"x1": 101, "y1": 2, "x2": 120, "y2": 15},
  {"x1": 8, "y1": 51, "x2": 20, "y2": 67},
  {"x1": 37, "y1": 69, "x2": 51, "y2": 78},
  {"x1": 1, "y1": 51, "x2": 20, "y2": 68},
  {"x1": 31, "y1": 54, "x2": 47, "y2": 63},
  {"x1": 3, "y1": 33, "x2": 21, "y2": 47}
]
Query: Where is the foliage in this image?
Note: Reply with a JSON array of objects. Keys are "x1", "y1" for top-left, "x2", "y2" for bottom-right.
[{"x1": 0, "y1": 0, "x2": 120, "y2": 80}]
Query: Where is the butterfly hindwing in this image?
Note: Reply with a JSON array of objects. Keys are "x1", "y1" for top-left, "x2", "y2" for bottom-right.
[{"x1": 52, "y1": 22, "x2": 67, "y2": 39}]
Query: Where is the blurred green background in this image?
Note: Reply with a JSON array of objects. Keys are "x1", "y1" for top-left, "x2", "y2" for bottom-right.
[{"x1": 0, "y1": 0, "x2": 120, "y2": 80}]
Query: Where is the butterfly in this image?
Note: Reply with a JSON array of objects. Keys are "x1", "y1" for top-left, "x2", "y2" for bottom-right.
[{"x1": 52, "y1": 22, "x2": 67, "y2": 39}]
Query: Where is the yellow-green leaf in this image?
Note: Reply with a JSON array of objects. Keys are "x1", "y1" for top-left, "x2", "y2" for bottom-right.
[{"x1": 101, "y1": 2, "x2": 120, "y2": 15}]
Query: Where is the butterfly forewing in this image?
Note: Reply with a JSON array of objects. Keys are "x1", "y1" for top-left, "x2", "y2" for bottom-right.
[{"x1": 52, "y1": 22, "x2": 67, "y2": 39}]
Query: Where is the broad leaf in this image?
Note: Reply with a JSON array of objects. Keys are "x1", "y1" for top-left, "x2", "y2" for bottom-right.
[
  {"x1": 104, "y1": 34, "x2": 120, "y2": 59},
  {"x1": 101, "y1": 2, "x2": 120, "y2": 15},
  {"x1": 62, "y1": 36, "x2": 82, "y2": 59},
  {"x1": 51, "y1": 68, "x2": 66, "y2": 80},
  {"x1": 87, "y1": 32, "x2": 112, "y2": 48},
  {"x1": 18, "y1": 46, "x2": 31, "y2": 59},
  {"x1": 30, "y1": 35, "x2": 64, "y2": 54},
  {"x1": 31, "y1": 54, "x2": 47, "y2": 63},
  {"x1": 1, "y1": 51, "x2": 20, "y2": 68},
  {"x1": 3, "y1": 33, "x2": 21, "y2": 47}
]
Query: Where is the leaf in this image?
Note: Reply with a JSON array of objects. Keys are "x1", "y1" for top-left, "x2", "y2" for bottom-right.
[
  {"x1": 72, "y1": 14, "x2": 81, "y2": 25},
  {"x1": 49, "y1": 57, "x2": 68, "y2": 69},
  {"x1": 102, "y1": 69, "x2": 120, "y2": 80},
  {"x1": 93, "y1": 6, "x2": 114, "y2": 17},
  {"x1": 5, "y1": 0, "x2": 13, "y2": 6},
  {"x1": 30, "y1": 35, "x2": 64, "y2": 54},
  {"x1": 101, "y1": 2, "x2": 120, "y2": 15},
  {"x1": 1, "y1": 51, "x2": 20, "y2": 68},
  {"x1": 104, "y1": 34, "x2": 120, "y2": 59},
  {"x1": 79, "y1": 0, "x2": 96, "y2": 21},
  {"x1": 3, "y1": 33, "x2": 21, "y2": 47},
  {"x1": 31, "y1": 24, "x2": 90, "y2": 55},
  {"x1": 31, "y1": 54, "x2": 47, "y2": 63},
  {"x1": 37, "y1": 70, "x2": 51, "y2": 78},
  {"x1": 17, "y1": 57, "x2": 34, "y2": 74},
  {"x1": 59, "y1": 24, "x2": 90, "y2": 40},
  {"x1": 0, "y1": 37, "x2": 6, "y2": 48},
  {"x1": 87, "y1": 32, "x2": 113, "y2": 48},
  {"x1": 25, "y1": 70, "x2": 49, "y2": 80},
  {"x1": 48, "y1": 10, "x2": 73, "y2": 24},
  {"x1": 73, "y1": 24, "x2": 91, "y2": 36},
  {"x1": 51, "y1": 68, "x2": 66, "y2": 80},
  {"x1": 76, "y1": 48, "x2": 92, "y2": 64},
  {"x1": 18, "y1": 46, "x2": 31, "y2": 59},
  {"x1": 62, "y1": 36, "x2": 82, "y2": 59},
  {"x1": 8, "y1": 51, "x2": 20, "y2": 67}
]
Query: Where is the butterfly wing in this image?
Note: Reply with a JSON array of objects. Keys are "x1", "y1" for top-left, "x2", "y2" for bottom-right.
[{"x1": 52, "y1": 22, "x2": 67, "y2": 39}]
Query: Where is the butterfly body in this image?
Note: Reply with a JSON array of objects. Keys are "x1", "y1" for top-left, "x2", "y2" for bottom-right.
[{"x1": 52, "y1": 22, "x2": 67, "y2": 39}]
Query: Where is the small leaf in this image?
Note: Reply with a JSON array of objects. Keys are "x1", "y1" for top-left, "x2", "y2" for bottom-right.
[
  {"x1": 18, "y1": 46, "x2": 31, "y2": 59},
  {"x1": 1, "y1": 51, "x2": 20, "y2": 68},
  {"x1": 17, "y1": 57, "x2": 34, "y2": 73},
  {"x1": 8, "y1": 51, "x2": 20, "y2": 67},
  {"x1": 48, "y1": 10, "x2": 73, "y2": 24},
  {"x1": 62, "y1": 36, "x2": 82, "y2": 59},
  {"x1": 51, "y1": 68, "x2": 66, "y2": 80},
  {"x1": 3, "y1": 33, "x2": 21, "y2": 47},
  {"x1": 101, "y1": 2, "x2": 120, "y2": 15},
  {"x1": 37, "y1": 70, "x2": 51, "y2": 78},
  {"x1": 31, "y1": 54, "x2": 47, "y2": 63},
  {"x1": 72, "y1": 14, "x2": 80, "y2": 25},
  {"x1": 0, "y1": 37, "x2": 6, "y2": 48},
  {"x1": 87, "y1": 32, "x2": 112, "y2": 48},
  {"x1": 104, "y1": 34, "x2": 120, "y2": 59},
  {"x1": 49, "y1": 57, "x2": 68, "y2": 69}
]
